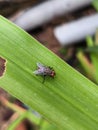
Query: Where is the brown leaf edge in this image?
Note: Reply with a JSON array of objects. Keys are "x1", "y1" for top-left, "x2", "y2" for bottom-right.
[{"x1": 0, "y1": 57, "x2": 6, "y2": 77}]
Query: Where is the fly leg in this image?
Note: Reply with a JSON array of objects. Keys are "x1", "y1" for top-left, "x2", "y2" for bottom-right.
[{"x1": 42, "y1": 75, "x2": 46, "y2": 83}]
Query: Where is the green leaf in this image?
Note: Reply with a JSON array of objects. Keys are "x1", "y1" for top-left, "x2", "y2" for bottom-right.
[
  {"x1": 85, "y1": 46, "x2": 98, "y2": 53},
  {"x1": 0, "y1": 16, "x2": 98, "y2": 130},
  {"x1": 86, "y1": 36, "x2": 98, "y2": 83},
  {"x1": 8, "y1": 112, "x2": 27, "y2": 130},
  {"x1": 76, "y1": 51, "x2": 94, "y2": 80}
]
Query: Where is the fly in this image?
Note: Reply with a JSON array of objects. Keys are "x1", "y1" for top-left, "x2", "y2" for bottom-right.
[{"x1": 33, "y1": 63, "x2": 55, "y2": 83}]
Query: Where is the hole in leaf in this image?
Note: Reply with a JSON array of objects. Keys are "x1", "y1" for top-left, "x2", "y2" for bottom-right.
[{"x1": 0, "y1": 57, "x2": 6, "y2": 77}]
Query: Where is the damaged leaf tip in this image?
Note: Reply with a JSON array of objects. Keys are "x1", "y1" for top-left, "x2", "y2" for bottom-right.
[{"x1": 0, "y1": 57, "x2": 6, "y2": 77}]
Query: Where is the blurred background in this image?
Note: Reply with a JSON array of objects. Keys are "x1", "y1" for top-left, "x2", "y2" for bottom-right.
[{"x1": 0, "y1": 0, "x2": 98, "y2": 130}]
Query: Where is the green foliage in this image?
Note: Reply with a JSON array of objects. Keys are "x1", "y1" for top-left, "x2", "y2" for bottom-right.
[
  {"x1": 92, "y1": 0, "x2": 98, "y2": 11},
  {"x1": 8, "y1": 112, "x2": 27, "y2": 130},
  {"x1": 86, "y1": 35, "x2": 98, "y2": 83},
  {"x1": 85, "y1": 46, "x2": 98, "y2": 53},
  {"x1": 0, "y1": 16, "x2": 98, "y2": 130}
]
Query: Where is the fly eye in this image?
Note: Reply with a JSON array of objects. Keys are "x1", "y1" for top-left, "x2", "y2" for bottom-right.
[{"x1": 51, "y1": 71, "x2": 55, "y2": 77}]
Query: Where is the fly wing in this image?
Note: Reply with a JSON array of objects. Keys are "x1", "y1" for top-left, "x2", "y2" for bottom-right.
[
  {"x1": 33, "y1": 70, "x2": 43, "y2": 75},
  {"x1": 33, "y1": 63, "x2": 45, "y2": 75},
  {"x1": 37, "y1": 63, "x2": 45, "y2": 69}
]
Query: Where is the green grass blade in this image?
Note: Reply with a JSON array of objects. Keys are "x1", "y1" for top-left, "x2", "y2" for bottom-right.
[
  {"x1": 85, "y1": 46, "x2": 98, "y2": 53},
  {"x1": 8, "y1": 112, "x2": 27, "y2": 130},
  {"x1": 86, "y1": 36, "x2": 98, "y2": 83},
  {"x1": 77, "y1": 51, "x2": 94, "y2": 80},
  {"x1": 0, "y1": 16, "x2": 98, "y2": 130}
]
